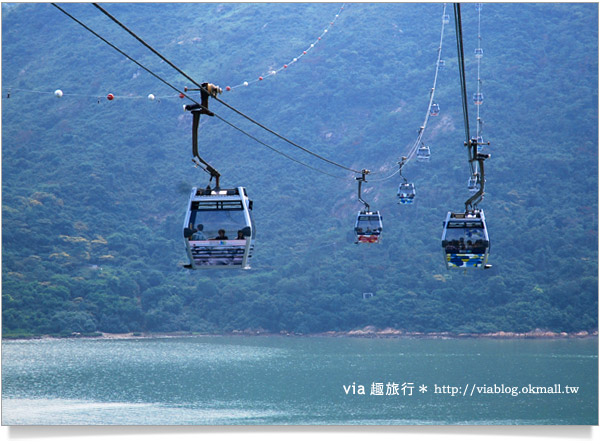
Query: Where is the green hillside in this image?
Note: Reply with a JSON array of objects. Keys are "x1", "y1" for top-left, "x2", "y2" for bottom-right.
[{"x1": 2, "y1": 3, "x2": 598, "y2": 337}]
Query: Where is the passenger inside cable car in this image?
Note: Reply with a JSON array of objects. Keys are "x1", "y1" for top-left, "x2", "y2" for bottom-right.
[{"x1": 355, "y1": 211, "x2": 382, "y2": 244}]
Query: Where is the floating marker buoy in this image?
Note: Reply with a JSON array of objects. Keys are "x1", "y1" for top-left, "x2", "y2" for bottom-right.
[
  {"x1": 283, "y1": 64, "x2": 288, "y2": 68},
  {"x1": 293, "y1": 58, "x2": 298, "y2": 62},
  {"x1": 259, "y1": 76, "x2": 263, "y2": 81},
  {"x1": 243, "y1": 82, "x2": 248, "y2": 86},
  {"x1": 270, "y1": 70, "x2": 276, "y2": 75},
  {"x1": 225, "y1": 86, "x2": 231, "y2": 91},
  {"x1": 303, "y1": 51, "x2": 307, "y2": 54},
  {"x1": 54, "y1": 89, "x2": 63, "y2": 98},
  {"x1": 179, "y1": 93, "x2": 185, "y2": 98},
  {"x1": 107, "y1": 93, "x2": 114, "y2": 101},
  {"x1": 148, "y1": 94, "x2": 155, "y2": 100}
]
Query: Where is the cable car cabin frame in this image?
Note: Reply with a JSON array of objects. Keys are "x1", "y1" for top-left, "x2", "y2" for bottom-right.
[
  {"x1": 354, "y1": 210, "x2": 383, "y2": 244},
  {"x1": 183, "y1": 186, "x2": 255, "y2": 269},
  {"x1": 397, "y1": 182, "x2": 416, "y2": 204},
  {"x1": 441, "y1": 210, "x2": 490, "y2": 269}
]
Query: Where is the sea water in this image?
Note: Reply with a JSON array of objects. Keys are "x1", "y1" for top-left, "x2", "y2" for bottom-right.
[{"x1": 1, "y1": 336, "x2": 597, "y2": 425}]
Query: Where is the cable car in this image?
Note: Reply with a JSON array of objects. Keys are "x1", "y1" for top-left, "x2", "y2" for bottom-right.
[
  {"x1": 442, "y1": 14, "x2": 450, "y2": 24},
  {"x1": 397, "y1": 182, "x2": 416, "y2": 204},
  {"x1": 438, "y1": 59, "x2": 445, "y2": 70},
  {"x1": 183, "y1": 186, "x2": 255, "y2": 269},
  {"x1": 473, "y1": 92, "x2": 483, "y2": 105},
  {"x1": 430, "y1": 103, "x2": 440, "y2": 116},
  {"x1": 354, "y1": 210, "x2": 383, "y2": 244},
  {"x1": 441, "y1": 210, "x2": 490, "y2": 269},
  {"x1": 417, "y1": 145, "x2": 431, "y2": 162},
  {"x1": 474, "y1": 48, "x2": 483, "y2": 58},
  {"x1": 476, "y1": 3, "x2": 483, "y2": 12}
]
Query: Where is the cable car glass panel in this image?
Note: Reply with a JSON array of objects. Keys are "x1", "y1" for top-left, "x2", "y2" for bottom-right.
[
  {"x1": 441, "y1": 211, "x2": 489, "y2": 269},
  {"x1": 397, "y1": 183, "x2": 416, "y2": 204},
  {"x1": 183, "y1": 187, "x2": 255, "y2": 269},
  {"x1": 354, "y1": 211, "x2": 382, "y2": 244}
]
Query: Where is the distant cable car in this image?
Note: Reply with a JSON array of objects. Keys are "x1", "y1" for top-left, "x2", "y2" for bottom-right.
[
  {"x1": 183, "y1": 186, "x2": 256, "y2": 269},
  {"x1": 417, "y1": 145, "x2": 431, "y2": 162},
  {"x1": 468, "y1": 175, "x2": 479, "y2": 192},
  {"x1": 355, "y1": 210, "x2": 383, "y2": 244},
  {"x1": 430, "y1": 103, "x2": 440, "y2": 116},
  {"x1": 438, "y1": 59, "x2": 445, "y2": 69},
  {"x1": 474, "y1": 48, "x2": 483, "y2": 58},
  {"x1": 473, "y1": 92, "x2": 483, "y2": 105},
  {"x1": 441, "y1": 210, "x2": 490, "y2": 269},
  {"x1": 476, "y1": 3, "x2": 483, "y2": 12},
  {"x1": 442, "y1": 14, "x2": 450, "y2": 24},
  {"x1": 397, "y1": 182, "x2": 416, "y2": 204}
]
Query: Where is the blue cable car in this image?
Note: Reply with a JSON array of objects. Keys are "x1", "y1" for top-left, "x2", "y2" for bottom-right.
[
  {"x1": 183, "y1": 186, "x2": 255, "y2": 269},
  {"x1": 474, "y1": 48, "x2": 484, "y2": 58},
  {"x1": 354, "y1": 210, "x2": 383, "y2": 244},
  {"x1": 430, "y1": 103, "x2": 440, "y2": 116},
  {"x1": 397, "y1": 182, "x2": 416, "y2": 204},
  {"x1": 473, "y1": 92, "x2": 483, "y2": 105},
  {"x1": 417, "y1": 145, "x2": 431, "y2": 162},
  {"x1": 442, "y1": 14, "x2": 450, "y2": 24},
  {"x1": 441, "y1": 210, "x2": 490, "y2": 269}
]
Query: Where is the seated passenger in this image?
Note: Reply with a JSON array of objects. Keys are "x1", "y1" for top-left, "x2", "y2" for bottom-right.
[
  {"x1": 237, "y1": 230, "x2": 245, "y2": 240},
  {"x1": 191, "y1": 224, "x2": 206, "y2": 240},
  {"x1": 213, "y1": 229, "x2": 228, "y2": 240}
]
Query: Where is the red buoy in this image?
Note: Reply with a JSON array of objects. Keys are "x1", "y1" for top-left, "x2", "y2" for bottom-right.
[
  {"x1": 226, "y1": 86, "x2": 231, "y2": 91},
  {"x1": 107, "y1": 93, "x2": 114, "y2": 101},
  {"x1": 259, "y1": 76, "x2": 263, "y2": 81},
  {"x1": 283, "y1": 64, "x2": 288, "y2": 68},
  {"x1": 179, "y1": 93, "x2": 185, "y2": 98}
]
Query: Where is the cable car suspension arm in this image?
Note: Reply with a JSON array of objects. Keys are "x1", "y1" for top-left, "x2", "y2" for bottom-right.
[{"x1": 356, "y1": 169, "x2": 371, "y2": 212}]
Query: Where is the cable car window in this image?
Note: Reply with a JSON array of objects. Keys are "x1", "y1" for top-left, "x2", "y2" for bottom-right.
[
  {"x1": 443, "y1": 226, "x2": 487, "y2": 253},
  {"x1": 188, "y1": 201, "x2": 248, "y2": 240},
  {"x1": 356, "y1": 215, "x2": 382, "y2": 233}
]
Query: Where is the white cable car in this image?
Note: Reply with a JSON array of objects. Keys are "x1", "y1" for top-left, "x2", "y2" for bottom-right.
[
  {"x1": 442, "y1": 14, "x2": 450, "y2": 24},
  {"x1": 438, "y1": 59, "x2": 446, "y2": 70},
  {"x1": 474, "y1": 48, "x2": 483, "y2": 58},
  {"x1": 354, "y1": 210, "x2": 383, "y2": 244},
  {"x1": 183, "y1": 186, "x2": 255, "y2": 269},
  {"x1": 397, "y1": 182, "x2": 416, "y2": 204},
  {"x1": 417, "y1": 145, "x2": 431, "y2": 162},
  {"x1": 441, "y1": 210, "x2": 490, "y2": 269}
]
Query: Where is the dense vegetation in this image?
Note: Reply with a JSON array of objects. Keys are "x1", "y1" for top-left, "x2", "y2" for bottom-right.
[{"x1": 2, "y1": 3, "x2": 598, "y2": 337}]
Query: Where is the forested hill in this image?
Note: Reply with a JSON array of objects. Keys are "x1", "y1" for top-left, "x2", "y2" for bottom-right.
[{"x1": 2, "y1": 3, "x2": 598, "y2": 337}]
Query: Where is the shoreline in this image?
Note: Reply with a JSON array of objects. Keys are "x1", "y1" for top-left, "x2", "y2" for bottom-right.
[{"x1": 3, "y1": 327, "x2": 598, "y2": 341}]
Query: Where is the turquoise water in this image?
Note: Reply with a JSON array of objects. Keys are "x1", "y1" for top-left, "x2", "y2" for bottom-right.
[{"x1": 2, "y1": 336, "x2": 597, "y2": 425}]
